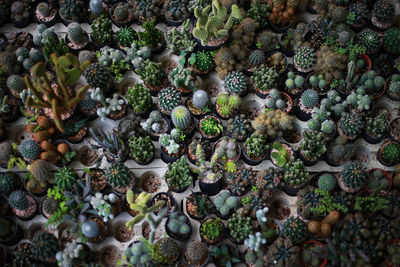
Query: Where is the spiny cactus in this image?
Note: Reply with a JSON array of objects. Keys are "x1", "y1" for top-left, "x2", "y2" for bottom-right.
[
  {"x1": 300, "y1": 89, "x2": 318, "y2": 109},
  {"x1": 116, "y1": 27, "x2": 138, "y2": 47},
  {"x1": 167, "y1": 212, "x2": 191, "y2": 235},
  {"x1": 282, "y1": 216, "x2": 308, "y2": 244},
  {"x1": 384, "y1": 28, "x2": 400, "y2": 56},
  {"x1": 59, "y1": 0, "x2": 85, "y2": 22},
  {"x1": 54, "y1": 166, "x2": 77, "y2": 191},
  {"x1": 19, "y1": 139, "x2": 40, "y2": 161},
  {"x1": 251, "y1": 64, "x2": 279, "y2": 92},
  {"x1": 84, "y1": 63, "x2": 112, "y2": 90},
  {"x1": 382, "y1": 142, "x2": 400, "y2": 165},
  {"x1": 294, "y1": 46, "x2": 316, "y2": 71},
  {"x1": 32, "y1": 231, "x2": 60, "y2": 262},
  {"x1": 372, "y1": 0, "x2": 395, "y2": 27},
  {"x1": 67, "y1": 22, "x2": 87, "y2": 45},
  {"x1": 9, "y1": 190, "x2": 27, "y2": 211},
  {"x1": 151, "y1": 237, "x2": 180, "y2": 264},
  {"x1": 0, "y1": 173, "x2": 20, "y2": 195},
  {"x1": 7, "y1": 75, "x2": 26, "y2": 96},
  {"x1": 224, "y1": 71, "x2": 247, "y2": 95},
  {"x1": 29, "y1": 159, "x2": 52, "y2": 182},
  {"x1": 318, "y1": 173, "x2": 337, "y2": 192},
  {"x1": 106, "y1": 162, "x2": 132, "y2": 188},
  {"x1": 158, "y1": 87, "x2": 181, "y2": 113},
  {"x1": 171, "y1": 106, "x2": 192, "y2": 130},
  {"x1": 359, "y1": 30, "x2": 380, "y2": 54},
  {"x1": 125, "y1": 83, "x2": 152, "y2": 113},
  {"x1": 340, "y1": 161, "x2": 367, "y2": 192},
  {"x1": 89, "y1": 0, "x2": 105, "y2": 16},
  {"x1": 338, "y1": 113, "x2": 363, "y2": 140}
]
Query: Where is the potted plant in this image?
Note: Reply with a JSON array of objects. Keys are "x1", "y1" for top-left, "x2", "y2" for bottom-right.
[
  {"x1": 105, "y1": 161, "x2": 135, "y2": 193},
  {"x1": 165, "y1": 0, "x2": 190, "y2": 25},
  {"x1": 372, "y1": 53, "x2": 394, "y2": 78},
  {"x1": 192, "y1": 0, "x2": 242, "y2": 50},
  {"x1": 283, "y1": 123, "x2": 302, "y2": 144},
  {"x1": 158, "y1": 87, "x2": 182, "y2": 116},
  {"x1": 215, "y1": 94, "x2": 240, "y2": 120},
  {"x1": 359, "y1": 29, "x2": 381, "y2": 55},
  {"x1": 136, "y1": 60, "x2": 167, "y2": 96},
  {"x1": 382, "y1": 190, "x2": 400, "y2": 218},
  {"x1": 150, "y1": 237, "x2": 181, "y2": 265},
  {"x1": 366, "y1": 168, "x2": 391, "y2": 196},
  {"x1": 183, "y1": 241, "x2": 210, "y2": 267},
  {"x1": 81, "y1": 217, "x2": 107, "y2": 243},
  {"x1": 346, "y1": 2, "x2": 369, "y2": 30},
  {"x1": 227, "y1": 114, "x2": 252, "y2": 142},
  {"x1": 337, "y1": 113, "x2": 363, "y2": 140},
  {"x1": 371, "y1": 0, "x2": 395, "y2": 30},
  {"x1": 307, "y1": 74, "x2": 329, "y2": 96},
  {"x1": 227, "y1": 213, "x2": 253, "y2": 244},
  {"x1": 151, "y1": 192, "x2": 177, "y2": 215},
  {"x1": 90, "y1": 15, "x2": 114, "y2": 49},
  {"x1": 164, "y1": 19, "x2": 197, "y2": 56},
  {"x1": 227, "y1": 167, "x2": 256, "y2": 197},
  {"x1": 10, "y1": 1, "x2": 31, "y2": 28},
  {"x1": 363, "y1": 110, "x2": 389, "y2": 144},
  {"x1": 210, "y1": 244, "x2": 241, "y2": 266},
  {"x1": 66, "y1": 23, "x2": 89, "y2": 52},
  {"x1": 391, "y1": 117, "x2": 400, "y2": 143},
  {"x1": 213, "y1": 191, "x2": 240, "y2": 219},
  {"x1": 283, "y1": 158, "x2": 309, "y2": 196},
  {"x1": 325, "y1": 136, "x2": 355, "y2": 166},
  {"x1": 338, "y1": 161, "x2": 367, "y2": 193},
  {"x1": 384, "y1": 28, "x2": 400, "y2": 57},
  {"x1": 135, "y1": 0, "x2": 159, "y2": 24},
  {"x1": 265, "y1": 89, "x2": 293, "y2": 114},
  {"x1": 378, "y1": 140, "x2": 400, "y2": 167},
  {"x1": 268, "y1": 238, "x2": 299, "y2": 266},
  {"x1": 212, "y1": 137, "x2": 241, "y2": 166},
  {"x1": 115, "y1": 27, "x2": 138, "y2": 49},
  {"x1": 298, "y1": 130, "x2": 327, "y2": 166},
  {"x1": 185, "y1": 192, "x2": 213, "y2": 221},
  {"x1": 186, "y1": 90, "x2": 211, "y2": 119},
  {"x1": 56, "y1": 240, "x2": 93, "y2": 266},
  {"x1": 200, "y1": 217, "x2": 224, "y2": 245},
  {"x1": 294, "y1": 46, "x2": 316, "y2": 73},
  {"x1": 387, "y1": 74, "x2": 400, "y2": 101},
  {"x1": 138, "y1": 20, "x2": 165, "y2": 54},
  {"x1": 242, "y1": 134, "x2": 269, "y2": 166},
  {"x1": 0, "y1": 216, "x2": 23, "y2": 246},
  {"x1": 109, "y1": 2, "x2": 135, "y2": 27},
  {"x1": 170, "y1": 58, "x2": 197, "y2": 97},
  {"x1": 300, "y1": 240, "x2": 328, "y2": 267},
  {"x1": 246, "y1": 49, "x2": 266, "y2": 73},
  {"x1": 198, "y1": 115, "x2": 223, "y2": 142},
  {"x1": 267, "y1": 0, "x2": 298, "y2": 33},
  {"x1": 141, "y1": 111, "x2": 171, "y2": 141},
  {"x1": 295, "y1": 89, "x2": 319, "y2": 121},
  {"x1": 224, "y1": 71, "x2": 248, "y2": 96},
  {"x1": 165, "y1": 156, "x2": 193, "y2": 193},
  {"x1": 265, "y1": 51, "x2": 288, "y2": 75},
  {"x1": 189, "y1": 51, "x2": 215, "y2": 75},
  {"x1": 250, "y1": 64, "x2": 280, "y2": 99},
  {"x1": 34, "y1": 2, "x2": 57, "y2": 27},
  {"x1": 89, "y1": 192, "x2": 122, "y2": 225},
  {"x1": 270, "y1": 142, "x2": 294, "y2": 168},
  {"x1": 159, "y1": 129, "x2": 185, "y2": 163},
  {"x1": 84, "y1": 62, "x2": 113, "y2": 94},
  {"x1": 8, "y1": 190, "x2": 38, "y2": 221},
  {"x1": 166, "y1": 212, "x2": 192, "y2": 241},
  {"x1": 32, "y1": 231, "x2": 59, "y2": 265},
  {"x1": 384, "y1": 239, "x2": 400, "y2": 267},
  {"x1": 171, "y1": 106, "x2": 195, "y2": 139},
  {"x1": 128, "y1": 135, "x2": 154, "y2": 165},
  {"x1": 284, "y1": 71, "x2": 305, "y2": 98}
]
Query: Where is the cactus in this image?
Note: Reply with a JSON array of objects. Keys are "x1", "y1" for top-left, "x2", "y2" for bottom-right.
[
  {"x1": 90, "y1": 0, "x2": 105, "y2": 16},
  {"x1": 67, "y1": 22, "x2": 86, "y2": 45},
  {"x1": 359, "y1": 30, "x2": 380, "y2": 54},
  {"x1": 382, "y1": 142, "x2": 400, "y2": 165},
  {"x1": 294, "y1": 46, "x2": 316, "y2": 71},
  {"x1": 106, "y1": 162, "x2": 132, "y2": 188},
  {"x1": 7, "y1": 75, "x2": 26, "y2": 96},
  {"x1": 247, "y1": 0, "x2": 270, "y2": 28},
  {"x1": 151, "y1": 237, "x2": 180, "y2": 264},
  {"x1": 25, "y1": 53, "x2": 91, "y2": 132},
  {"x1": 227, "y1": 213, "x2": 253, "y2": 242},
  {"x1": 282, "y1": 216, "x2": 307, "y2": 244},
  {"x1": 338, "y1": 113, "x2": 363, "y2": 139},
  {"x1": 347, "y1": 2, "x2": 368, "y2": 26},
  {"x1": 192, "y1": 0, "x2": 243, "y2": 45},
  {"x1": 81, "y1": 220, "x2": 100, "y2": 238},
  {"x1": 300, "y1": 89, "x2": 318, "y2": 109},
  {"x1": 184, "y1": 242, "x2": 208, "y2": 266},
  {"x1": 123, "y1": 240, "x2": 152, "y2": 265},
  {"x1": 54, "y1": 166, "x2": 77, "y2": 191},
  {"x1": 171, "y1": 106, "x2": 192, "y2": 130},
  {"x1": 165, "y1": 156, "x2": 192, "y2": 189},
  {"x1": 170, "y1": 59, "x2": 196, "y2": 92},
  {"x1": 125, "y1": 191, "x2": 168, "y2": 243},
  {"x1": 318, "y1": 173, "x2": 337, "y2": 192},
  {"x1": 84, "y1": 63, "x2": 112, "y2": 90},
  {"x1": 384, "y1": 28, "x2": 400, "y2": 56},
  {"x1": 227, "y1": 114, "x2": 252, "y2": 141},
  {"x1": 340, "y1": 161, "x2": 367, "y2": 192},
  {"x1": 16, "y1": 47, "x2": 44, "y2": 72},
  {"x1": 116, "y1": 27, "x2": 138, "y2": 47},
  {"x1": 19, "y1": 139, "x2": 40, "y2": 161},
  {"x1": 299, "y1": 130, "x2": 326, "y2": 162},
  {"x1": 79, "y1": 91, "x2": 97, "y2": 111},
  {"x1": 224, "y1": 71, "x2": 247, "y2": 95},
  {"x1": 251, "y1": 64, "x2": 279, "y2": 92},
  {"x1": 189, "y1": 51, "x2": 214, "y2": 72},
  {"x1": 372, "y1": 0, "x2": 395, "y2": 26},
  {"x1": 0, "y1": 173, "x2": 20, "y2": 195},
  {"x1": 9, "y1": 190, "x2": 27, "y2": 211},
  {"x1": 128, "y1": 135, "x2": 154, "y2": 163},
  {"x1": 244, "y1": 134, "x2": 269, "y2": 158},
  {"x1": 158, "y1": 87, "x2": 181, "y2": 113},
  {"x1": 136, "y1": 60, "x2": 164, "y2": 87},
  {"x1": 366, "y1": 110, "x2": 389, "y2": 139},
  {"x1": 32, "y1": 232, "x2": 59, "y2": 262},
  {"x1": 248, "y1": 50, "x2": 265, "y2": 69},
  {"x1": 165, "y1": 19, "x2": 197, "y2": 54},
  {"x1": 59, "y1": 0, "x2": 85, "y2": 22},
  {"x1": 283, "y1": 158, "x2": 309, "y2": 188},
  {"x1": 192, "y1": 90, "x2": 209, "y2": 109},
  {"x1": 213, "y1": 191, "x2": 239, "y2": 216},
  {"x1": 124, "y1": 43, "x2": 151, "y2": 70},
  {"x1": 29, "y1": 159, "x2": 51, "y2": 182},
  {"x1": 91, "y1": 15, "x2": 113, "y2": 45},
  {"x1": 138, "y1": 20, "x2": 163, "y2": 48},
  {"x1": 167, "y1": 212, "x2": 191, "y2": 235},
  {"x1": 126, "y1": 83, "x2": 152, "y2": 113},
  {"x1": 57, "y1": 240, "x2": 87, "y2": 266}
]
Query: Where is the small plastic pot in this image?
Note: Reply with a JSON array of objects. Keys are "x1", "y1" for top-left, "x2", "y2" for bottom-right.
[
  {"x1": 151, "y1": 192, "x2": 178, "y2": 215},
  {"x1": 160, "y1": 143, "x2": 186, "y2": 164},
  {"x1": 199, "y1": 217, "x2": 225, "y2": 245},
  {"x1": 283, "y1": 185, "x2": 299, "y2": 197},
  {"x1": 241, "y1": 149, "x2": 266, "y2": 166},
  {"x1": 300, "y1": 240, "x2": 328, "y2": 267},
  {"x1": 365, "y1": 168, "x2": 392, "y2": 196},
  {"x1": 165, "y1": 213, "x2": 192, "y2": 241},
  {"x1": 362, "y1": 129, "x2": 385, "y2": 144},
  {"x1": 0, "y1": 216, "x2": 23, "y2": 246},
  {"x1": 199, "y1": 178, "x2": 222, "y2": 197},
  {"x1": 279, "y1": 33, "x2": 295, "y2": 57},
  {"x1": 268, "y1": 21, "x2": 291, "y2": 34},
  {"x1": 182, "y1": 241, "x2": 210, "y2": 267}
]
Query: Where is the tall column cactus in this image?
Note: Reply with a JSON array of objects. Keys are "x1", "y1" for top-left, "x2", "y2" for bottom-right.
[
  {"x1": 193, "y1": 0, "x2": 243, "y2": 45},
  {"x1": 125, "y1": 191, "x2": 167, "y2": 243},
  {"x1": 24, "y1": 53, "x2": 91, "y2": 132}
]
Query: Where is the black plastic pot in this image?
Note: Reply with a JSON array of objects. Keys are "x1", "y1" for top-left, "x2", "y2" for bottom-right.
[
  {"x1": 165, "y1": 214, "x2": 192, "y2": 241},
  {"x1": 377, "y1": 140, "x2": 400, "y2": 167},
  {"x1": 297, "y1": 150, "x2": 319, "y2": 167},
  {"x1": 151, "y1": 192, "x2": 177, "y2": 215},
  {"x1": 160, "y1": 144, "x2": 185, "y2": 164},
  {"x1": 265, "y1": 50, "x2": 289, "y2": 75},
  {"x1": 185, "y1": 192, "x2": 212, "y2": 221},
  {"x1": 279, "y1": 33, "x2": 295, "y2": 57},
  {"x1": 390, "y1": 117, "x2": 400, "y2": 142},
  {"x1": 12, "y1": 193, "x2": 38, "y2": 221},
  {"x1": 182, "y1": 241, "x2": 210, "y2": 267},
  {"x1": 268, "y1": 21, "x2": 291, "y2": 34},
  {"x1": 0, "y1": 216, "x2": 23, "y2": 246},
  {"x1": 294, "y1": 105, "x2": 312, "y2": 121},
  {"x1": 241, "y1": 149, "x2": 266, "y2": 166},
  {"x1": 284, "y1": 185, "x2": 299, "y2": 196},
  {"x1": 323, "y1": 153, "x2": 342, "y2": 167},
  {"x1": 199, "y1": 178, "x2": 222, "y2": 196},
  {"x1": 109, "y1": 3, "x2": 134, "y2": 27},
  {"x1": 167, "y1": 182, "x2": 191, "y2": 194},
  {"x1": 362, "y1": 130, "x2": 384, "y2": 144},
  {"x1": 1, "y1": 96, "x2": 21, "y2": 123},
  {"x1": 199, "y1": 218, "x2": 224, "y2": 245},
  {"x1": 34, "y1": 3, "x2": 58, "y2": 27}
]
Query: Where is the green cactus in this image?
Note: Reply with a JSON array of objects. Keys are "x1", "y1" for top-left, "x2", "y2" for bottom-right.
[
  {"x1": 340, "y1": 161, "x2": 367, "y2": 192},
  {"x1": 67, "y1": 22, "x2": 86, "y2": 45},
  {"x1": 300, "y1": 89, "x2": 319, "y2": 109},
  {"x1": 59, "y1": 0, "x2": 85, "y2": 22},
  {"x1": 384, "y1": 28, "x2": 400, "y2": 55},
  {"x1": 19, "y1": 139, "x2": 40, "y2": 161},
  {"x1": 138, "y1": 20, "x2": 163, "y2": 48},
  {"x1": 43, "y1": 36, "x2": 69, "y2": 63},
  {"x1": 227, "y1": 213, "x2": 253, "y2": 242},
  {"x1": 106, "y1": 162, "x2": 132, "y2": 188},
  {"x1": 79, "y1": 91, "x2": 97, "y2": 111},
  {"x1": 190, "y1": 51, "x2": 215, "y2": 71},
  {"x1": 192, "y1": 0, "x2": 243, "y2": 45},
  {"x1": 151, "y1": 237, "x2": 180, "y2": 264},
  {"x1": 37, "y1": 2, "x2": 50, "y2": 17},
  {"x1": 318, "y1": 173, "x2": 337, "y2": 192},
  {"x1": 213, "y1": 191, "x2": 239, "y2": 216},
  {"x1": 283, "y1": 158, "x2": 309, "y2": 188},
  {"x1": 282, "y1": 216, "x2": 307, "y2": 244},
  {"x1": 382, "y1": 142, "x2": 400, "y2": 165},
  {"x1": 251, "y1": 64, "x2": 279, "y2": 92},
  {"x1": 29, "y1": 159, "x2": 52, "y2": 182},
  {"x1": 136, "y1": 60, "x2": 164, "y2": 87},
  {"x1": 165, "y1": 19, "x2": 197, "y2": 54},
  {"x1": 227, "y1": 114, "x2": 252, "y2": 141},
  {"x1": 300, "y1": 130, "x2": 326, "y2": 162},
  {"x1": 338, "y1": 113, "x2": 363, "y2": 139},
  {"x1": 84, "y1": 63, "x2": 112, "y2": 90},
  {"x1": 158, "y1": 87, "x2": 181, "y2": 113},
  {"x1": 113, "y1": 4, "x2": 128, "y2": 21},
  {"x1": 224, "y1": 71, "x2": 247, "y2": 95},
  {"x1": 32, "y1": 231, "x2": 59, "y2": 262},
  {"x1": 125, "y1": 83, "x2": 153, "y2": 113},
  {"x1": 7, "y1": 75, "x2": 26, "y2": 96},
  {"x1": 359, "y1": 30, "x2": 380, "y2": 53},
  {"x1": 247, "y1": 0, "x2": 270, "y2": 28},
  {"x1": 54, "y1": 166, "x2": 77, "y2": 191},
  {"x1": 167, "y1": 212, "x2": 191, "y2": 235},
  {"x1": 116, "y1": 27, "x2": 138, "y2": 47},
  {"x1": 128, "y1": 135, "x2": 154, "y2": 163},
  {"x1": 294, "y1": 46, "x2": 316, "y2": 71},
  {"x1": 244, "y1": 134, "x2": 269, "y2": 158},
  {"x1": 170, "y1": 59, "x2": 196, "y2": 91},
  {"x1": 0, "y1": 173, "x2": 20, "y2": 195},
  {"x1": 389, "y1": 74, "x2": 400, "y2": 96},
  {"x1": 9, "y1": 190, "x2": 27, "y2": 211},
  {"x1": 366, "y1": 110, "x2": 389, "y2": 139},
  {"x1": 171, "y1": 105, "x2": 192, "y2": 130},
  {"x1": 91, "y1": 15, "x2": 113, "y2": 45},
  {"x1": 165, "y1": 156, "x2": 192, "y2": 190},
  {"x1": 372, "y1": 0, "x2": 395, "y2": 26}
]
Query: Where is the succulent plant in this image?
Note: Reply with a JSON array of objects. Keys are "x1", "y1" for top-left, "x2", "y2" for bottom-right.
[
  {"x1": 294, "y1": 46, "x2": 316, "y2": 71},
  {"x1": 384, "y1": 28, "x2": 400, "y2": 56},
  {"x1": 19, "y1": 139, "x2": 40, "y2": 161},
  {"x1": 165, "y1": 19, "x2": 197, "y2": 54},
  {"x1": 81, "y1": 220, "x2": 101, "y2": 238},
  {"x1": 9, "y1": 190, "x2": 27, "y2": 211},
  {"x1": 54, "y1": 166, "x2": 77, "y2": 191},
  {"x1": 347, "y1": 2, "x2": 368, "y2": 26},
  {"x1": 227, "y1": 213, "x2": 253, "y2": 242},
  {"x1": 251, "y1": 64, "x2": 279, "y2": 93},
  {"x1": 299, "y1": 130, "x2": 326, "y2": 162},
  {"x1": 7, "y1": 75, "x2": 26, "y2": 96},
  {"x1": 116, "y1": 27, "x2": 138, "y2": 47},
  {"x1": 265, "y1": 89, "x2": 287, "y2": 110},
  {"x1": 106, "y1": 162, "x2": 132, "y2": 188},
  {"x1": 84, "y1": 63, "x2": 112, "y2": 90},
  {"x1": 224, "y1": 71, "x2": 247, "y2": 95},
  {"x1": 124, "y1": 43, "x2": 151, "y2": 70},
  {"x1": 91, "y1": 15, "x2": 113, "y2": 45},
  {"x1": 59, "y1": 0, "x2": 85, "y2": 22},
  {"x1": 123, "y1": 240, "x2": 152, "y2": 266},
  {"x1": 338, "y1": 113, "x2": 363, "y2": 140},
  {"x1": 32, "y1": 231, "x2": 59, "y2": 262},
  {"x1": 89, "y1": 0, "x2": 105, "y2": 16},
  {"x1": 159, "y1": 129, "x2": 183, "y2": 154},
  {"x1": 300, "y1": 89, "x2": 319, "y2": 109},
  {"x1": 184, "y1": 241, "x2": 209, "y2": 266},
  {"x1": 167, "y1": 212, "x2": 191, "y2": 236},
  {"x1": 171, "y1": 106, "x2": 192, "y2": 130},
  {"x1": 244, "y1": 134, "x2": 269, "y2": 159},
  {"x1": 126, "y1": 83, "x2": 153, "y2": 114},
  {"x1": 283, "y1": 158, "x2": 309, "y2": 188},
  {"x1": 67, "y1": 22, "x2": 87, "y2": 45},
  {"x1": 318, "y1": 173, "x2": 337, "y2": 192},
  {"x1": 366, "y1": 110, "x2": 389, "y2": 139},
  {"x1": 0, "y1": 173, "x2": 20, "y2": 195},
  {"x1": 372, "y1": 0, "x2": 395, "y2": 27},
  {"x1": 158, "y1": 87, "x2": 181, "y2": 113},
  {"x1": 339, "y1": 161, "x2": 367, "y2": 192},
  {"x1": 382, "y1": 142, "x2": 400, "y2": 166},
  {"x1": 283, "y1": 216, "x2": 308, "y2": 244},
  {"x1": 213, "y1": 191, "x2": 239, "y2": 216},
  {"x1": 359, "y1": 30, "x2": 380, "y2": 54},
  {"x1": 136, "y1": 60, "x2": 164, "y2": 88},
  {"x1": 227, "y1": 114, "x2": 252, "y2": 141}
]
